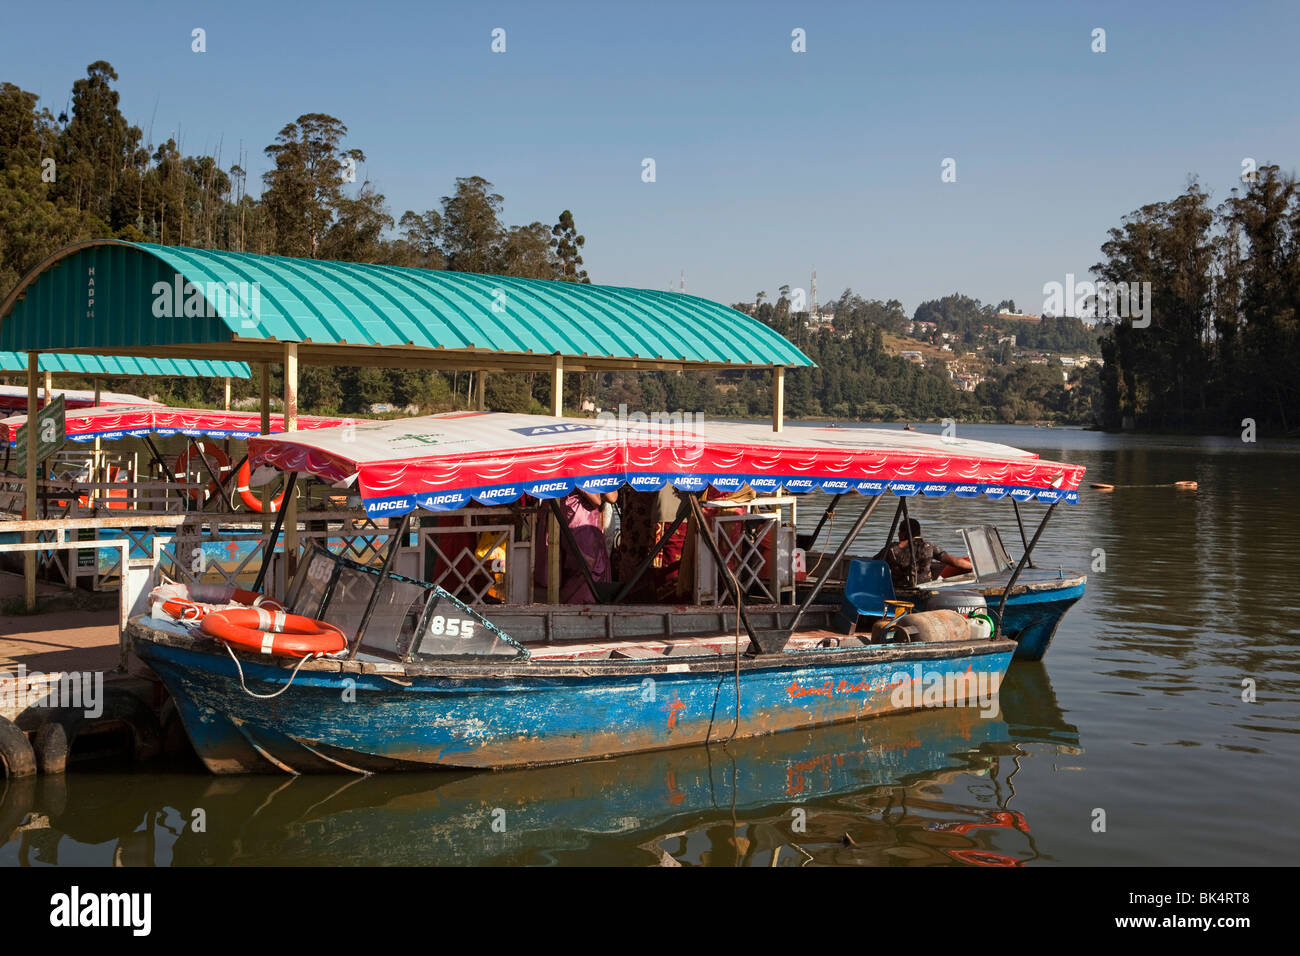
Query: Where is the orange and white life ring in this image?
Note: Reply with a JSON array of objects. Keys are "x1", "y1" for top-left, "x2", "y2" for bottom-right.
[
  {"x1": 235, "y1": 460, "x2": 286, "y2": 513},
  {"x1": 200, "y1": 607, "x2": 347, "y2": 658},
  {"x1": 175, "y1": 441, "x2": 232, "y2": 503}
]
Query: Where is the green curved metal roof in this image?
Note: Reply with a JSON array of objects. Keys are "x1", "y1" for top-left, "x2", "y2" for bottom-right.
[
  {"x1": 0, "y1": 351, "x2": 249, "y2": 378},
  {"x1": 0, "y1": 240, "x2": 813, "y2": 369}
]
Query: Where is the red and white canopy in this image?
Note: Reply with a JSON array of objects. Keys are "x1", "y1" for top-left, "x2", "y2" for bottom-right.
[
  {"x1": 0, "y1": 404, "x2": 362, "y2": 446},
  {"x1": 0, "y1": 383, "x2": 158, "y2": 415},
  {"x1": 246, "y1": 412, "x2": 1086, "y2": 517}
]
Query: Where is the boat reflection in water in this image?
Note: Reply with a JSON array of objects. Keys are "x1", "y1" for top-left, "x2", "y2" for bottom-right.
[{"x1": 1, "y1": 664, "x2": 1077, "y2": 867}]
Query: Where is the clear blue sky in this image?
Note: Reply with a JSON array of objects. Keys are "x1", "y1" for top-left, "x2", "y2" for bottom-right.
[{"x1": 4, "y1": 0, "x2": 1298, "y2": 314}]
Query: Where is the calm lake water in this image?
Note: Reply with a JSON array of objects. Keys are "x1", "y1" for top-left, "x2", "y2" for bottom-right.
[{"x1": 3, "y1": 424, "x2": 1298, "y2": 866}]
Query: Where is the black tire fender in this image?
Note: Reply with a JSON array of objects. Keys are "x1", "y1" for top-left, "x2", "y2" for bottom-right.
[{"x1": 0, "y1": 717, "x2": 36, "y2": 778}]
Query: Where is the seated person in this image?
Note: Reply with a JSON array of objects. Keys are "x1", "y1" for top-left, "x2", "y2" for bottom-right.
[{"x1": 879, "y1": 518, "x2": 972, "y2": 589}]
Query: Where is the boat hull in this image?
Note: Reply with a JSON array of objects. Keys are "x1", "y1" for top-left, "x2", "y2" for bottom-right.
[
  {"x1": 908, "y1": 570, "x2": 1086, "y2": 661},
  {"x1": 998, "y1": 582, "x2": 1085, "y2": 660},
  {"x1": 131, "y1": 623, "x2": 1015, "y2": 773}
]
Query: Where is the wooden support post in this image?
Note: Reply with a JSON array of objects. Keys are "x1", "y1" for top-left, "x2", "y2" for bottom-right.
[
  {"x1": 543, "y1": 357, "x2": 563, "y2": 599},
  {"x1": 223, "y1": 376, "x2": 232, "y2": 411},
  {"x1": 282, "y1": 343, "x2": 299, "y2": 581},
  {"x1": 476, "y1": 370, "x2": 486, "y2": 411},
  {"x1": 259, "y1": 362, "x2": 271, "y2": 435},
  {"x1": 24, "y1": 352, "x2": 38, "y2": 611},
  {"x1": 547, "y1": 508, "x2": 561, "y2": 605},
  {"x1": 550, "y1": 354, "x2": 564, "y2": 417},
  {"x1": 772, "y1": 366, "x2": 785, "y2": 433},
  {"x1": 92, "y1": 378, "x2": 103, "y2": 504},
  {"x1": 43, "y1": 369, "x2": 52, "y2": 402}
]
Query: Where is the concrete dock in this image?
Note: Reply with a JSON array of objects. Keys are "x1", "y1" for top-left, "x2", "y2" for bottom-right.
[{"x1": 1, "y1": 571, "x2": 170, "y2": 776}]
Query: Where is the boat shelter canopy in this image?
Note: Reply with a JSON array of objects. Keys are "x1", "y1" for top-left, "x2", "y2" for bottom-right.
[
  {"x1": 0, "y1": 383, "x2": 158, "y2": 414},
  {"x1": 248, "y1": 412, "x2": 1086, "y2": 517},
  {"x1": 0, "y1": 405, "x2": 364, "y2": 446},
  {"x1": 1, "y1": 350, "x2": 249, "y2": 379},
  {"x1": 0, "y1": 240, "x2": 813, "y2": 372}
]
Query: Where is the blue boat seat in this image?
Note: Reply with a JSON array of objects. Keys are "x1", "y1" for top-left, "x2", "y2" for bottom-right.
[{"x1": 836, "y1": 559, "x2": 898, "y2": 634}]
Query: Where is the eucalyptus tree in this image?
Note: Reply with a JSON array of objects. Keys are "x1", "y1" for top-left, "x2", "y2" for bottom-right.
[
  {"x1": 262, "y1": 113, "x2": 366, "y2": 258},
  {"x1": 499, "y1": 221, "x2": 558, "y2": 278},
  {"x1": 551, "y1": 209, "x2": 588, "y2": 282},
  {"x1": 55, "y1": 61, "x2": 142, "y2": 226},
  {"x1": 437, "y1": 175, "x2": 505, "y2": 273}
]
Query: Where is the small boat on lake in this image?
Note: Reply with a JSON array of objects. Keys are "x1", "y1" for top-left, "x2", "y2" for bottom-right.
[{"x1": 127, "y1": 413, "x2": 1086, "y2": 773}]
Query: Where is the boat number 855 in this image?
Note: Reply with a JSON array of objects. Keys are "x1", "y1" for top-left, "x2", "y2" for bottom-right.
[{"x1": 428, "y1": 616, "x2": 475, "y2": 639}]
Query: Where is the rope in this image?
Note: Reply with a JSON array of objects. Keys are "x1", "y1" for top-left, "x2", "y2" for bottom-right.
[
  {"x1": 702, "y1": 526, "x2": 746, "y2": 745},
  {"x1": 807, "y1": 508, "x2": 835, "y2": 577},
  {"x1": 222, "y1": 641, "x2": 318, "y2": 699},
  {"x1": 729, "y1": 564, "x2": 741, "y2": 742}
]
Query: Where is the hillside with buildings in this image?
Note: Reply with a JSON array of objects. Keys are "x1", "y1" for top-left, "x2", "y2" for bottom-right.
[{"x1": 733, "y1": 285, "x2": 1103, "y2": 425}]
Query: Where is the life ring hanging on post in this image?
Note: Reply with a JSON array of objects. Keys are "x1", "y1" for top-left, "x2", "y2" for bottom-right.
[
  {"x1": 236, "y1": 460, "x2": 287, "y2": 513},
  {"x1": 175, "y1": 441, "x2": 232, "y2": 504}
]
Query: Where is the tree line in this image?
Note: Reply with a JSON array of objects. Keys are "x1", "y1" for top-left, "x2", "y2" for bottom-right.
[{"x1": 1094, "y1": 169, "x2": 1299, "y2": 433}]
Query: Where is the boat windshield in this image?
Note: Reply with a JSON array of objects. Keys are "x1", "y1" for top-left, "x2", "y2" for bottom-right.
[
  {"x1": 284, "y1": 543, "x2": 527, "y2": 661},
  {"x1": 958, "y1": 525, "x2": 1015, "y2": 581}
]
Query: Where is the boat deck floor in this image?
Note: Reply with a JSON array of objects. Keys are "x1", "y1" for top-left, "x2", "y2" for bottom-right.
[{"x1": 525, "y1": 629, "x2": 852, "y2": 661}]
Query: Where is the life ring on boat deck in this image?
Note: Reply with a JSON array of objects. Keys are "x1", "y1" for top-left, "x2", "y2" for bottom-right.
[
  {"x1": 235, "y1": 459, "x2": 286, "y2": 513},
  {"x1": 201, "y1": 607, "x2": 347, "y2": 658},
  {"x1": 175, "y1": 442, "x2": 232, "y2": 503}
]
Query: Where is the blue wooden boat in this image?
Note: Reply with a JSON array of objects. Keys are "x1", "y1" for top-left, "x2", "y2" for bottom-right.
[{"x1": 126, "y1": 413, "x2": 1087, "y2": 773}]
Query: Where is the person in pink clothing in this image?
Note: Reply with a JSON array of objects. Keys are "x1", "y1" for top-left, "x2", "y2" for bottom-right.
[{"x1": 534, "y1": 488, "x2": 619, "y2": 603}]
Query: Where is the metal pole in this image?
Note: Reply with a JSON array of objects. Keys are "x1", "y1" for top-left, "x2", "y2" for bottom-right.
[
  {"x1": 1011, "y1": 498, "x2": 1034, "y2": 568},
  {"x1": 23, "y1": 351, "x2": 38, "y2": 611},
  {"x1": 786, "y1": 492, "x2": 884, "y2": 634},
  {"x1": 348, "y1": 512, "x2": 412, "y2": 659},
  {"x1": 880, "y1": 497, "x2": 904, "y2": 555},
  {"x1": 142, "y1": 435, "x2": 188, "y2": 509},
  {"x1": 806, "y1": 492, "x2": 843, "y2": 549},
  {"x1": 686, "y1": 492, "x2": 761, "y2": 650},
  {"x1": 187, "y1": 441, "x2": 228, "y2": 510},
  {"x1": 92, "y1": 378, "x2": 103, "y2": 505},
  {"x1": 283, "y1": 342, "x2": 299, "y2": 578},
  {"x1": 252, "y1": 471, "x2": 298, "y2": 594},
  {"x1": 901, "y1": 497, "x2": 919, "y2": 587},
  {"x1": 548, "y1": 497, "x2": 602, "y2": 603},
  {"x1": 994, "y1": 499, "x2": 1061, "y2": 638},
  {"x1": 611, "y1": 496, "x2": 691, "y2": 604}
]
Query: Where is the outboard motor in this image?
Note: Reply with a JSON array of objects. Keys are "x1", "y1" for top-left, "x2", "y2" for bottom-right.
[{"x1": 917, "y1": 589, "x2": 987, "y2": 616}]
